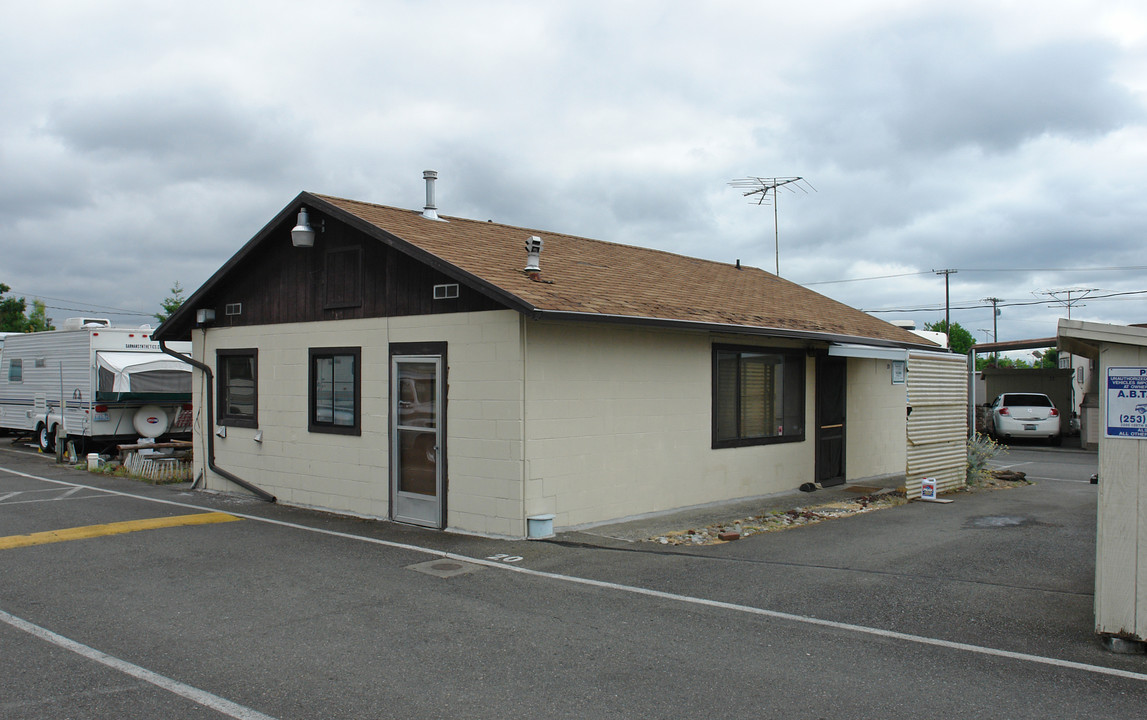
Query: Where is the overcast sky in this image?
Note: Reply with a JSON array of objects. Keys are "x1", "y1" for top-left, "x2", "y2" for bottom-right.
[{"x1": 4, "y1": 1, "x2": 1145, "y2": 352}]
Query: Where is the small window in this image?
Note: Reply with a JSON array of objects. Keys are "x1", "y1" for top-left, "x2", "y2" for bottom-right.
[
  {"x1": 309, "y1": 347, "x2": 361, "y2": 435},
  {"x1": 8, "y1": 358, "x2": 22, "y2": 382},
  {"x1": 225, "y1": 303, "x2": 242, "y2": 316},
  {"x1": 217, "y1": 349, "x2": 258, "y2": 428},
  {"x1": 1002, "y1": 393, "x2": 1054, "y2": 408},
  {"x1": 713, "y1": 345, "x2": 805, "y2": 448}
]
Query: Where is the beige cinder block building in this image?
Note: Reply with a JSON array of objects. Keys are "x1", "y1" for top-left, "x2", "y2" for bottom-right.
[{"x1": 155, "y1": 179, "x2": 940, "y2": 538}]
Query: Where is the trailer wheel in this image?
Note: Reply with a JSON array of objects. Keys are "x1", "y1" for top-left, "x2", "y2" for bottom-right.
[{"x1": 37, "y1": 424, "x2": 56, "y2": 453}]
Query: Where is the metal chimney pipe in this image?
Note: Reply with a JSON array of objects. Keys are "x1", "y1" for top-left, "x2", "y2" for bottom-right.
[
  {"x1": 421, "y1": 170, "x2": 440, "y2": 220},
  {"x1": 525, "y1": 236, "x2": 543, "y2": 278}
]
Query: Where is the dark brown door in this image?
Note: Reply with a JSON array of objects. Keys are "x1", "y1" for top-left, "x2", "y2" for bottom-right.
[{"x1": 816, "y1": 356, "x2": 847, "y2": 487}]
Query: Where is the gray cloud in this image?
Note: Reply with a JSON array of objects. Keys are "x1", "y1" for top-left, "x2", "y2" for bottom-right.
[
  {"x1": 45, "y1": 88, "x2": 306, "y2": 185},
  {"x1": 1, "y1": 1, "x2": 1145, "y2": 344},
  {"x1": 786, "y1": 16, "x2": 1142, "y2": 164}
]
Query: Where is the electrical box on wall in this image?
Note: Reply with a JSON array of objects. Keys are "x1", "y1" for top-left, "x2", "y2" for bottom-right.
[{"x1": 891, "y1": 360, "x2": 906, "y2": 384}]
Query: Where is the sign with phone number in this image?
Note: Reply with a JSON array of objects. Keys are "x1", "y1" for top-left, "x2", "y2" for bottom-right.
[{"x1": 1106, "y1": 367, "x2": 1147, "y2": 438}]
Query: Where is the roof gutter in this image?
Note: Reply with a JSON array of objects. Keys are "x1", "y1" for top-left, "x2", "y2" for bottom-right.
[
  {"x1": 527, "y1": 309, "x2": 940, "y2": 351},
  {"x1": 158, "y1": 339, "x2": 276, "y2": 503}
]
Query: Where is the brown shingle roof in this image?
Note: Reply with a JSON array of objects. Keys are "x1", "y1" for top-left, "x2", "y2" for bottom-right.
[{"x1": 317, "y1": 194, "x2": 933, "y2": 347}]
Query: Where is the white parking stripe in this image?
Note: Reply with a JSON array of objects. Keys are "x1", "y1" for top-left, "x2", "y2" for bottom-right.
[
  {"x1": 990, "y1": 461, "x2": 1033, "y2": 470},
  {"x1": 3, "y1": 465, "x2": 1145, "y2": 685},
  {"x1": 0, "y1": 609, "x2": 279, "y2": 720}
]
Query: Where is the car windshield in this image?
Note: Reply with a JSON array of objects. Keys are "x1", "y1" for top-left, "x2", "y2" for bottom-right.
[{"x1": 1002, "y1": 394, "x2": 1053, "y2": 407}]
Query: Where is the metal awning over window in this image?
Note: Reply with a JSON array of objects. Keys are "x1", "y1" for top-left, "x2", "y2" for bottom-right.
[{"x1": 828, "y1": 343, "x2": 909, "y2": 361}]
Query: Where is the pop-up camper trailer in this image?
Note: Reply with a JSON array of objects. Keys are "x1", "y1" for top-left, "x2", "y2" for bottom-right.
[{"x1": 0, "y1": 319, "x2": 192, "y2": 453}]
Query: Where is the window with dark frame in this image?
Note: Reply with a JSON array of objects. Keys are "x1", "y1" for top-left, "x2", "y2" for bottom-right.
[
  {"x1": 217, "y1": 349, "x2": 258, "y2": 428},
  {"x1": 8, "y1": 358, "x2": 22, "y2": 382},
  {"x1": 713, "y1": 345, "x2": 805, "y2": 448},
  {"x1": 309, "y1": 347, "x2": 361, "y2": 435}
]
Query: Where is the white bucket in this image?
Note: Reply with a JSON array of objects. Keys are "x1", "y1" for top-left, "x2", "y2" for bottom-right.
[{"x1": 87, "y1": 453, "x2": 102, "y2": 470}]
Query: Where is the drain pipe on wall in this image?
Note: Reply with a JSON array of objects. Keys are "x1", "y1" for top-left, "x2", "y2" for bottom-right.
[{"x1": 159, "y1": 339, "x2": 277, "y2": 503}]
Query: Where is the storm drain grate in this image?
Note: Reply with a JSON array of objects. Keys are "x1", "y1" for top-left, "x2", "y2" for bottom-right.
[{"x1": 407, "y1": 559, "x2": 484, "y2": 579}]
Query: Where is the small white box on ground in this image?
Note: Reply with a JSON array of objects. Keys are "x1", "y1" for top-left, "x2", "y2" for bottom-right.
[{"x1": 527, "y1": 514, "x2": 556, "y2": 539}]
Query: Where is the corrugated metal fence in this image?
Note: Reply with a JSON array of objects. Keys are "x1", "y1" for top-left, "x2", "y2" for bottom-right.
[{"x1": 906, "y1": 350, "x2": 968, "y2": 497}]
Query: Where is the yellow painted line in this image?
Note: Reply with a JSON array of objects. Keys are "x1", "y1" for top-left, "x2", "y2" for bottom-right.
[{"x1": 0, "y1": 512, "x2": 240, "y2": 550}]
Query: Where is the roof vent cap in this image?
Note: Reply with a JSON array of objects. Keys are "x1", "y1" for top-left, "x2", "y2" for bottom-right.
[
  {"x1": 525, "y1": 236, "x2": 543, "y2": 274},
  {"x1": 421, "y1": 170, "x2": 446, "y2": 222}
]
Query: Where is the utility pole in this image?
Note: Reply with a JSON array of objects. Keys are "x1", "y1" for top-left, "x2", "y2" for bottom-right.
[
  {"x1": 934, "y1": 269, "x2": 957, "y2": 346},
  {"x1": 982, "y1": 296, "x2": 1002, "y2": 362}
]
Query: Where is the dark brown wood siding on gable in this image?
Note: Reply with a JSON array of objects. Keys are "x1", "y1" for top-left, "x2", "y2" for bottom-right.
[{"x1": 198, "y1": 212, "x2": 507, "y2": 328}]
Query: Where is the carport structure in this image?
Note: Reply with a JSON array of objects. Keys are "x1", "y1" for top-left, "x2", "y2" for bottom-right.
[{"x1": 965, "y1": 336, "x2": 1058, "y2": 438}]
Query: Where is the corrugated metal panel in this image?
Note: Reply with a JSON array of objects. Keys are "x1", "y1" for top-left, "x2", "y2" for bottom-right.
[{"x1": 906, "y1": 351, "x2": 968, "y2": 497}]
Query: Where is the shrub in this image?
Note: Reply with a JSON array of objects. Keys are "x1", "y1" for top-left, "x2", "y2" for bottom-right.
[{"x1": 967, "y1": 432, "x2": 1006, "y2": 485}]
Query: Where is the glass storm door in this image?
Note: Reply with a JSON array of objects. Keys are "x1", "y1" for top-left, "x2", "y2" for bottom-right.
[{"x1": 391, "y1": 355, "x2": 443, "y2": 528}]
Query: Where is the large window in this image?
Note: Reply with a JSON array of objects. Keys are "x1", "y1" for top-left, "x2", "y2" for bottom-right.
[
  {"x1": 217, "y1": 349, "x2": 258, "y2": 428},
  {"x1": 8, "y1": 358, "x2": 21, "y2": 382},
  {"x1": 713, "y1": 345, "x2": 805, "y2": 447},
  {"x1": 309, "y1": 347, "x2": 361, "y2": 435}
]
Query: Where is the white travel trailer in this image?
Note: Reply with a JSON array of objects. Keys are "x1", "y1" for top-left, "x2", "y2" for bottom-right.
[{"x1": 0, "y1": 319, "x2": 193, "y2": 453}]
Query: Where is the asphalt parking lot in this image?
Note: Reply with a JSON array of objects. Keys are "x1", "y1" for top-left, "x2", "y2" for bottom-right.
[{"x1": 1, "y1": 442, "x2": 1144, "y2": 719}]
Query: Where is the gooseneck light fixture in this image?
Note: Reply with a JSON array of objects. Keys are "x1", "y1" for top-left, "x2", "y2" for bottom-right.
[{"x1": 291, "y1": 207, "x2": 316, "y2": 247}]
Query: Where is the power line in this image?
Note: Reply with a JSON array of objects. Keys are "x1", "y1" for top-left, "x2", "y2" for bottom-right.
[
  {"x1": 862, "y1": 288, "x2": 1147, "y2": 314},
  {"x1": 3, "y1": 289, "x2": 151, "y2": 317},
  {"x1": 41, "y1": 304, "x2": 153, "y2": 319},
  {"x1": 804, "y1": 271, "x2": 931, "y2": 286},
  {"x1": 805, "y1": 265, "x2": 1147, "y2": 286}
]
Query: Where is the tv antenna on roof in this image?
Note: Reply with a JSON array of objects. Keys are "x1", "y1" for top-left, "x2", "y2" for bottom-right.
[{"x1": 728, "y1": 176, "x2": 815, "y2": 276}]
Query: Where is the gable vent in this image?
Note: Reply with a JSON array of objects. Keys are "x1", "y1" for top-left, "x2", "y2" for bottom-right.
[{"x1": 433, "y1": 283, "x2": 460, "y2": 300}]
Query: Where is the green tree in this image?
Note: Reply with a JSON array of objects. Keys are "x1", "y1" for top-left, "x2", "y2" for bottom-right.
[
  {"x1": 25, "y1": 299, "x2": 53, "y2": 332},
  {"x1": 0, "y1": 284, "x2": 24, "y2": 331},
  {"x1": 154, "y1": 281, "x2": 186, "y2": 324},
  {"x1": 924, "y1": 319, "x2": 976, "y2": 355},
  {"x1": 26, "y1": 299, "x2": 53, "y2": 332},
  {"x1": 1034, "y1": 347, "x2": 1058, "y2": 369},
  {"x1": 982, "y1": 355, "x2": 1032, "y2": 369},
  {"x1": 0, "y1": 283, "x2": 53, "y2": 332}
]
